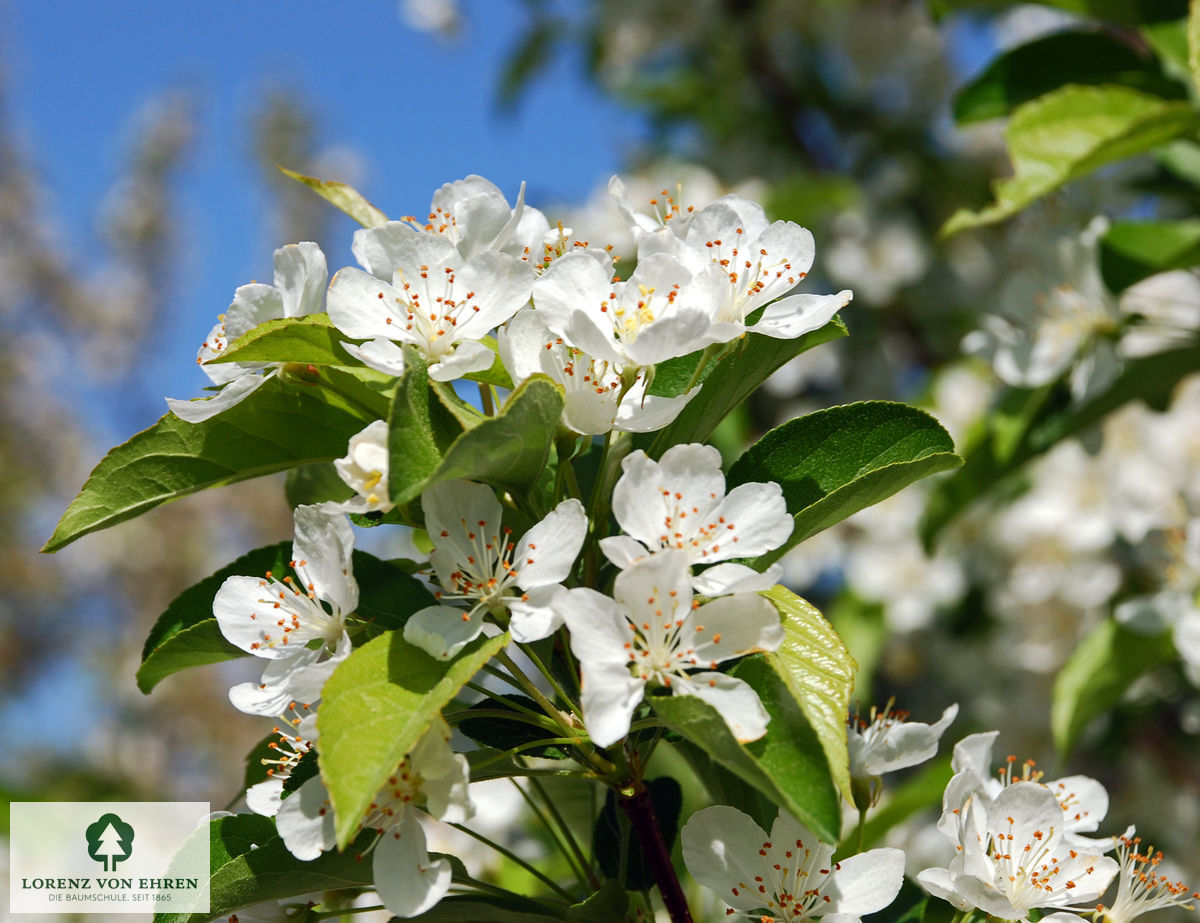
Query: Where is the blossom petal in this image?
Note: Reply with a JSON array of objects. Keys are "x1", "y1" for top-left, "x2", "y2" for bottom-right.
[
  {"x1": 691, "y1": 562, "x2": 782, "y2": 595},
  {"x1": 373, "y1": 810, "x2": 452, "y2": 919},
  {"x1": 508, "y1": 584, "x2": 568, "y2": 643},
  {"x1": 343, "y1": 338, "x2": 409, "y2": 376},
  {"x1": 327, "y1": 266, "x2": 400, "y2": 340},
  {"x1": 690, "y1": 593, "x2": 783, "y2": 664},
  {"x1": 166, "y1": 372, "x2": 268, "y2": 423},
  {"x1": 676, "y1": 672, "x2": 770, "y2": 742},
  {"x1": 352, "y1": 222, "x2": 418, "y2": 278},
  {"x1": 751, "y1": 290, "x2": 851, "y2": 339},
  {"x1": 824, "y1": 847, "x2": 905, "y2": 916},
  {"x1": 612, "y1": 445, "x2": 724, "y2": 550},
  {"x1": 428, "y1": 338, "x2": 496, "y2": 382},
  {"x1": 515, "y1": 498, "x2": 587, "y2": 589},
  {"x1": 275, "y1": 776, "x2": 335, "y2": 861},
  {"x1": 454, "y1": 251, "x2": 535, "y2": 340},
  {"x1": 614, "y1": 385, "x2": 698, "y2": 434},
  {"x1": 598, "y1": 534, "x2": 649, "y2": 570},
  {"x1": 702, "y1": 481, "x2": 793, "y2": 562},
  {"x1": 293, "y1": 505, "x2": 358, "y2": 616},
  {"x1": 225, "y1": 283, "x2": 285, "y2": 342},
  {"x1": 915, "y1": 867, "x2": 973, "y2": 912},
  {"x1": 244, "y1": 779, "x2": 285, "y2": 817},
  {"x1": 273, "y1": 241, "x2": 328, "y2": 317},
  {"x1": 403, "y1": 604, "x2": 486, "y2": 660},
  {"x1": 680, "y1": 805, "x2": 773, "y2": 913}
]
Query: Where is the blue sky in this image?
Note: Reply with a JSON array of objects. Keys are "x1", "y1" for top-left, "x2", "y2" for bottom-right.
[
  {"x1": 7, "y1": 0, "x2": 641, "y2": 435},
  {"x1": 3, "y1": 0, "x2": 642, "y2": 760}
]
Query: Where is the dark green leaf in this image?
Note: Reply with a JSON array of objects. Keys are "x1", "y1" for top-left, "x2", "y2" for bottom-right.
[
  {"x1": 953, "y1": 31, "x2": 1184, "y2": 125},
  {"x1": 942, "y1": 85, "x2": 1200, "y2": 236},
  {"x1": 1051, "y1": 618, "x2": 1176, "y2": 754},
  {"x1": 138, "y1": 542, "x2": 291, "y2": 693},
  {"x1": 566, "y1": 882, "x2": 630, "y2": 922},
  {"x1": 653, "y1": 656, "x2": 842, "y2": 843},
  {"x1": 1100, "y1": 219, "x2": 1200, "y2": 291},
  {"x1": 929, "y1": 0, "x2": 1187, "y2": 26},
  {"x1": 456, "y1": 694, "x2": 571, "y2": 759},
  {"x1": 278, "y1": 165, "x2": 388, "y2": 227},
  {"x1": 45, "y1": 375, "x2": 378, "y2": 552},
  {"x1": 388, "y1": 350, "x2": 466, "y2": 505},
  {"x1": 351, "y1": 553, "x2": 438, "y2": 634},
  {"x1": 317, "y1": 630, "x2": 510, "y2": 847},
  {"x1": 285, "y1": 462, "x2": 355, "y2": 509},
  {"x1": 593, "y1": 777, "x2": 683, "y2": 891},
  {"x1": 645, "y1": 319, "x2": 847, "y2": 457},
  {"x1": 728, "y1": 401, "x2": 960, "y2": 568},
  {"x1": 406, "y1": 898, "x2": 567, "y2": 923}
]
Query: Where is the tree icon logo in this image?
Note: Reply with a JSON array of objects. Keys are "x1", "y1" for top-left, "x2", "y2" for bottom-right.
[{"x1": 85, "y1": 813, "x2": 135, "y2": 872}]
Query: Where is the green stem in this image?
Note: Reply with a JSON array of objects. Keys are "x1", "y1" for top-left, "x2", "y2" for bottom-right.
[
  {"x1": 510, "y1": 778, "x2": 590, "y2": 890},
  {"x1": 473, "y1": 668, "x2": 526, "y2": 696},
  {"x1": 529, "y1": 775, "x2": 600, "y2": 889},
  {"x1": 519, "y1": 641, "x2": 582, "y2": 720},
  {"x1": 310, "y1": 905, "x2": 385, "y2": 919},
  {"x1": 467, "y1": 737, "x2": 582, "y2": 770},
  {"x1": 443, "y1": 706, "x2": 564, "y2": 735},
  {"x1": 681, "y1": 342, "x2": 723, "y2": 392},
  {"x1": 479, "y1": 381, "x2": 495, "y2": 416},
  {"x1": 857, "y1": 806, "x2": 867, "y2": 853},
  {"x1": 448, "y1": 823, "x2": 576, "y2": 902}
]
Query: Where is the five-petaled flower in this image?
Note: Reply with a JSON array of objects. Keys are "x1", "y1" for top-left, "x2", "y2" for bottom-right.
[
  {"x1": 403, "y1": 479, "x2": 587, "y2": 658},
  {"x1": 681, "y1": 805, "x2": 905, "y2": 922},
  {"x1": 213, "y1": 505, "x2": 357, "y2": 716},
  {"x1": 558, "y1": 549, "x2": 783, "y2": 747}
]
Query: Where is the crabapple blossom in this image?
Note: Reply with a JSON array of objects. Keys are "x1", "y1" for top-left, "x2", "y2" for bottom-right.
[
  {"x1": 213, "y1": 505, "x2": 356, "y2": 716},
  {"x1": 167, "y1": 241, "x2": 327, "y2": 421},
  {"x1": 244, "y1": 702, "x2": 317, "y2": 818},
  {"x1": 917, "y1": 781, "x2": 1118, "y2": 919},
  {"x1": 352, "y1": 174, "x2": 549, "y2": 273},
  {"x1": 681, "y1": 805, "x2": 905, "y2": 923},
  {"x1": 1093, "y1": 833, "x2": 1199, "y2": 923},
  {"x1": 848, "y1": 701, "x2": 958, "y2": 781},
  {"x1": 599, "y1": 443, "x2": 793, "y2": 594},
  {"x1": 276, "y1": 715, "x2": 470, "y2": 918},
  {"x1": 326, "y1": 231, "x2": 533, "y2": 381},
  {"x1": 530, "y1": 247, "x2": 716, "y2": 369},
  {"x1": 624, "y1": 182, "x2": 853, "y2": 342},
  {"x1": 324, "y1": 419, "x2": 393, "y2": 514},
  {"x1": 497, "y1": 308, "x2": 696, "y2": 435},
  {"x1": 559, "y1": 550, "x2": 783, "y2": 747},
  {"x1": 939, "y1": 731, "x2": 1112, "y2": 849},
  {"x1": 403, "y1": 479, "x2": 586, "y2": 658}
]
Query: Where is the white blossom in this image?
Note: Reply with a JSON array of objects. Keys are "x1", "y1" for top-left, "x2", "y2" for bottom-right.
[
  {"x1": 325, "y1": 419, "x2": 393, "y2": 515},
  {"x1": 498, "y1": 308, "x2": 696, "y2": 435},
  {"x1": 403, "y1": 479, "x2": 586, "y2": 658},
  {"x1": 213, "y1": 505, "x2": 356, "y2": 716},
  {"x1": 327, "y1": 231, "x2": 533, "y2": 381},
  {"x1": 681, "y1": 805, "x2": 905, "y2": 922},
  {"x1": 848, "y1": 701, "x2": 958, "y2": 781},
  {"x1": 167, "y1": 242, "x2": 327, "y2": 421},
  {"x1": 559, "y1": 550, "x2": 782, "y2": 747},
  {"x1": 1094, "y1": 832, "x2": 1199, "y2": 923},
  {"x1": 600, "y1": 443, "x2": 793, "y2": 595}
]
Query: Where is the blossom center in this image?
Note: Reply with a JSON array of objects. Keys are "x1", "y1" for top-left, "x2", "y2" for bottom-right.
[{"x1": 246, "y1": 567, "x2": 343, "y2": 652}]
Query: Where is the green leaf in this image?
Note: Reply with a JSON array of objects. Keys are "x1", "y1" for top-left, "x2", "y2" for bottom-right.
[
  {"x1": 653, "y1": 656, "x2": 842, "y2": 843},
  {"x1": 645, "y1": 319, "x2": 848, "y2": 457},
  {"x1": 317, "y1": 630, "x2": 510, "y2": 847},
  {"x1": 45, "y1": 374, "x2": 377, "y2": 552},
  {"x1": 278, "y1": 165, "x2": 388, "y2": 228},
  {"x1": 728, "y1": 401, "x2": 961, "y2": 568},
  {"x1": 593, "y1": 777, "x2": 683, "y2": 890},
  {"x1": 1051, "y1": 618, "x2": 1176, "y2": 754},
  {"x1": 456, "y1": 694, "x2": 571, "y2": 759},
  {"x1": 762, "y1": 586, "x2": 858, "y2": 804},
  {"x1": 391, "y1": 372, "x2": 564, "y2": 507},
  {"x1": 942, "y1": 85, "x2": 1200, "y2": 236},
  {"x1": 929, "y1": 0, "x2": 1187, "y2": 26},
  {"x1": 284, "y1": 462, "x2": 355, "y2": 509},
  {"x1": 953, "y1": 31, "x2": 1184, "y2": 125},
  {"x1": 1100, "y1": 218, "x2": 1200, "y2": 290},
  {"x1": 137, "y1": 542, "x2": 291, "y2": 693},
  {"x1": 212, "y1": 314, "x2": 359, "y2": 366},
  {"x1": 387, "y1": 350, "x2": 467, "y2": 505},
  {"x1": 922, "y1": 343, "x2": 1200, "y2": 545},
  {"x1": 154, "y1": 814, "x2": 377, "y2": 923},
  {"x1": 352, "y1": 553, "x2": 438, "y2": 633}
]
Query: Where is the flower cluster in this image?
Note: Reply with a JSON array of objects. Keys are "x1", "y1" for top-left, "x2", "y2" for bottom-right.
[{"x1": 166, "y1": 173, "x2": 847, "y2": 919}]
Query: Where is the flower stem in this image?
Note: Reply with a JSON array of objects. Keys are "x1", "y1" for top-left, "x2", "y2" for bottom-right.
[
  {"x1": 448, "y1": 822, "x2": 577, "y2": 902},
  {"x1": 618, "y1": 783, "x2": 692, "y2": 923},
  {"x1": 478, "y1": 380, "x2": 495, "y2": 416},
  {"x1": 528, "y1": 775, "x2": 600, "y2": 889}
]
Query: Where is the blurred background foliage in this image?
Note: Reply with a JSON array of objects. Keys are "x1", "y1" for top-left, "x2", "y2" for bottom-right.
[{"x1": 4, "y1": 0, "x2": 1200, "y2": 907}]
